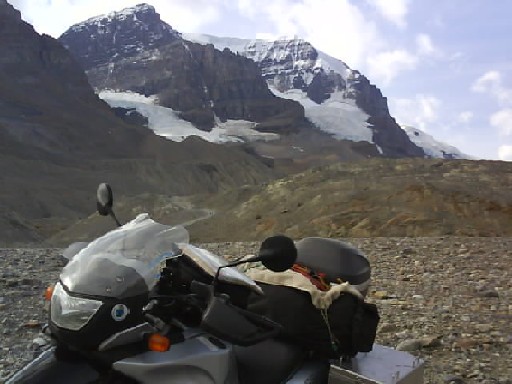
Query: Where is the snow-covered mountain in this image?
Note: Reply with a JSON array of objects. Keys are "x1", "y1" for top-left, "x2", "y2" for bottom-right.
[
  {"x1": 60, "y1": 4, "x2": 304, "y2": 137},
  {"x1": 186, "y1": 33, "x2": 470, "y2": 159},
  {"x1": 58, "y1": 3, "x2": 468, "y2": 160},
  {"x1": 64, "y1": 3, "x2": 181, "y2": 69},
  {"x1": 402, "y1": 126, "x2": 470, "y2": 159},
  {"x1": 184, "y1": 35, "x2": 374, "y2": 144},
  {"x1": 100, "y1": 90, "x2": 279, "y2": 143}
]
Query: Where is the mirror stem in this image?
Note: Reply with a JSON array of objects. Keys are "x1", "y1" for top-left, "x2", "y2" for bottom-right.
[{"x1": 109, "y1": 210, "x2": 121, "y2": 227}]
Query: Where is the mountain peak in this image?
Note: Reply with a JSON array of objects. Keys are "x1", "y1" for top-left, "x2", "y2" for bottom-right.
[
  {"x1": 0, "y1": 0, "x2": 21, "y2": 19},
  {"x1": 72, "y1": 3, "x2": 158, "y2": 29},
  {"x1": 60, "y1": 2, "x2": 180, "y2": 70}
]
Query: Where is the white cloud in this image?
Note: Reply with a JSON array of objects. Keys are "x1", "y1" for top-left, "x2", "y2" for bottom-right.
[
  {"x1": 389, "y1": 94, "x2": 441, "y2": 131},
  {"x1": 416, "y1": 33, "x2": 437, "y2": 56},
  {"x1": 498, "y1": 145, "x2": 512, "y2": 161},
  {"x1": 363, "y1": 32, "x2": 442, "y2": 86},
  {"x1": 365, "y1": 0, "x2": 410, "y2": 28},
  {"x1": 490, "y1": 109, "x2": 512, "y2": 136},
  {"x1": 9, "y1": 0, "x2": 226, "y2": 37},
  {"x1": 472, "y1": 71, "x2": 512, "y2": 106},
  {"x1": 233, "y1": 0, "x2": 383, "y2": 70},
  {"x1": 153, "y1": 0, "x2": 225, "y2": 32},
  {"x1": 366, "y1": 49, "x2": 418, "y2": 85},
  {"x1": 456, "y1": 111, "x2": 474, "y2": 124}
]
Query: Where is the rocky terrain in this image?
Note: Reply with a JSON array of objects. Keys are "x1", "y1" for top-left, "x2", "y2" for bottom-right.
[
  {"x1": 1, "y1": 237, "x2": 510, "y2": 383},
  {"x1": 184, "y1": 158, "x2": 512, "y2": 242},
  {"x1": 43, "y1": 158, "x2": 512, "y2": 248}
]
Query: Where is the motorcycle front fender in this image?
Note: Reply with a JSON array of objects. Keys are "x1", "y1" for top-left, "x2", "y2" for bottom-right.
[{"x1": 6, "y1": 347, "x2": 101, "y2": 384}]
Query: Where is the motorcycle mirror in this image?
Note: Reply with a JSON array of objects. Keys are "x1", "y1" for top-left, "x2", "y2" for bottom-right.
[
  {"x1": 223, "y1": 235, "x2": 297, "y2": 272},
  {"x1": 256, "y1": 235, "x2": 297, "y2": 272},
  {"x1": 213, "y1": 236, "x2": 296, "y2": 291},
  {"x1": 96, "y1": 183, "x2": 113, "y2": 216},
  {"x1": 96, "y1": 183, "x2": 121, "y2": 226}
]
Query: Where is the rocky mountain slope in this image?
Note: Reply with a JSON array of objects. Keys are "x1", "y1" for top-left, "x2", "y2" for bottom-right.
[
  {"x1": 403, "y1": 126, "x2": 470, "y2": 159},
  {"x1": 0, "y1": 0, "x2": 278, "y2": 244},
  {"x1": 58, "y1": 3, "x2": 431, "y2": 160},
  {"x1": 46, "y1": 158, "x2": 512, "y2": 246},
  {"x1": 59, "y1": 4, "x2": 305, "y2": 133},
  {"x1": 184, "y1": 158, "x2": 512, "y2": 242},
  {"x1": 187, "y1": 34, "x2": 427, "y2": 158}
]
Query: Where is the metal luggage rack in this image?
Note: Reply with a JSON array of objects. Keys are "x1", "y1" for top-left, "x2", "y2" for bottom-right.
[{"x1": 328, "y1": 344, "x2": 424, "y2": 384}]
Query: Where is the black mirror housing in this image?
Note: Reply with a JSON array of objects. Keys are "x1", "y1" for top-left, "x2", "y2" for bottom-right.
[
  {"x1": 258, "y1": 235, "x2": 297, "y2": 272},
  {"x1": 96, "y1": 183, "x2": 113, "y2": 215}
]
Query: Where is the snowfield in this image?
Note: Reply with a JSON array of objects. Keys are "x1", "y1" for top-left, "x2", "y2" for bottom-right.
[{"x1": 99, "y1": 90, "x2": 280, "y2": 143}]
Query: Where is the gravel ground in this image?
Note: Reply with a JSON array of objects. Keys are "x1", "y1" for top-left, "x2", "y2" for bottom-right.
[{"x1": 0, "y1": 237, "x2": 511, "y2": 383}]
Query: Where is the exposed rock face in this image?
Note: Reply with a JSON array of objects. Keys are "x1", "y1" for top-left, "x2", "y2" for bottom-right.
[
  {"x1": 240, "y1": 40, "x2": 424, "y2": 157},
  {"x1": 59, "y1": 3, "x2": 181, "y2": 71},
  {"x1": 59, "y1": 4, "x2": 305, "y2": 132},
  {"x1": 186, "y1": 35, "x2": 425, "y2": 158},
  {"x1": 244, "y1": 39, "x2": 348, "y2": 103},
  {"x1": 0, "y1": 0, "x2": 140, "y2": 158}
]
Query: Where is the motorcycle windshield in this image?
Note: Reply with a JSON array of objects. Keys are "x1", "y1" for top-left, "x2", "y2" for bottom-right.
[
  {"x1": 180, "y1": 244, "x2": 263, "y2": 294},
  {"x1": 61, "y1": 213, "x2": 190, "y2": 299}
]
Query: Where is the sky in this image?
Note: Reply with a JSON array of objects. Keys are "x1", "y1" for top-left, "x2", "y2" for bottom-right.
[{"x1": 7, "y1": 0, "x2": 512, "y2": 160}]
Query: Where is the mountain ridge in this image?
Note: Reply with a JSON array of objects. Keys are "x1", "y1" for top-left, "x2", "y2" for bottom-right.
[
  {"x1": 59, "y1": 4, "x2": 307, "y2": 134},
  {"x1": 186, "y1": 33, "x2": 467, "y2": 160},
  {"x1": 46, "y1": 157, "x2": 512, "y2": 246},
  {"x1": 58, "y1": 3, "x2": 431, "y2": 158}
]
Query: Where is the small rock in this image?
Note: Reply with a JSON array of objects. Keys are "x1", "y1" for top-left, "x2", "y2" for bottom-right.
[
  {"x1": 32, "y1": 337, "x2": 48, "y2": 348},
  {"x1": 396, "y1": 339, "x2": 422, "y2": 352},
  {"x1": 378, "y1": 322, "x2": 397, "y2": 333},
  {"x1": 373, "y1": 290, "x2": 389, "y2": 299},
  {"x1": 420, "y1": 335, "x2": 442, "y2": 348},
  {"x1": 467, "y1": 370, "x2": 482, "y2": 378},
  {"x1": 23, "y1": 320, "x2": 42, "y2": 328},
  {"x1": 476, "y1": 324, "x2": 493, "y2": 333},
  {"x1": 443, "y1": 375, "x2": 465, "y2": 384},
  {"x1": 454, "y1": 337, "x2": 479, "y2": 349},
  {"x1": 400, "y1": 247, "x2": 415, "y2": 256},
  {"x1": 395, "y1": 330, "x2": 410, "y2": 339}
]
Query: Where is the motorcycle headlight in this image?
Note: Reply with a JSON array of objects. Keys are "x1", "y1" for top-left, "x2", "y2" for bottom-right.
[{"x1": 51, "y1": 282, "x2": 102, "y2": 331}]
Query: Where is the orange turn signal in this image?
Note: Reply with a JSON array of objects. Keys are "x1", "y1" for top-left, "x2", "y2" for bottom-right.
[
  {"x1": 44, "y1": 285, "x2": 55, "y2": 301},
  {"x1": 148, "y1": 333, "x2": 171, "y2": 352}
]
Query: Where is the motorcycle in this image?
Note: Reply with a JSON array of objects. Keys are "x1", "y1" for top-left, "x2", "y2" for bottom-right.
[
  {"x1": 7, "y1": 184, "x2": 424, "y2": 384},
  {"x1": 7, "y1": 183, "x2": 331, "y2": 383}
]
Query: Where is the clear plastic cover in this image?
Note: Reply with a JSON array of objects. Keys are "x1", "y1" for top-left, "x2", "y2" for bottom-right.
[
  {"x1": 61, "y1": 214, "x2": 190, "y2": 299},
  {"x1": 51, "y1": 282, "x2": 103, "y2": 330},
  {"x1": 180, "y1": 244, "x2": 263, "y2": 294}
]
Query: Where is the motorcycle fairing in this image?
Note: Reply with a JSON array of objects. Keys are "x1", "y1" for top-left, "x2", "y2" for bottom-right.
[
  {"x1": 113, "y1": 336, "x2": 238, "y2": 384},
  {"x1": 5, "y1": 347, "x2": 100, "y2": 384},
  {"x1": 61, "y1": 213, "x2": 189, "y2": 298}
]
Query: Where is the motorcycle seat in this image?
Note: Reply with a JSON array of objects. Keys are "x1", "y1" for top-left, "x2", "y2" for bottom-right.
[{"x1": 234, "y1": 338, "x2": 308, "y2": 384}]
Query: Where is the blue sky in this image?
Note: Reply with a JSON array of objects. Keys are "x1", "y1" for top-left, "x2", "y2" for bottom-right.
[{"x1": 8, "y1": 0, "x2": 512, "y2": 160}]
